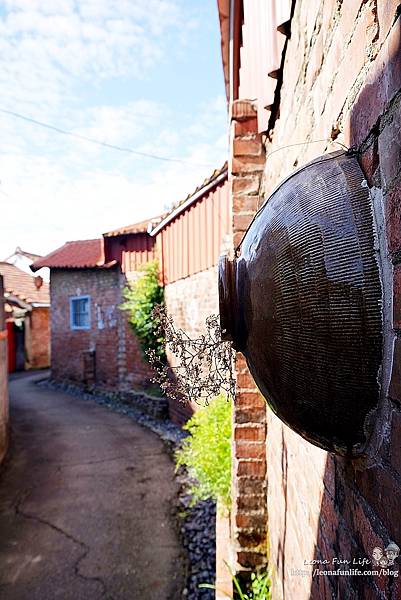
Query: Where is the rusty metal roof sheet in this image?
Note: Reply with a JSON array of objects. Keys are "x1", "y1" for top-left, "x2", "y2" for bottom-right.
[
  {"x1": 150, "y1": 163, "x2": 228, "y2": 236},
  {"x1": 217, "y1": 0, "x2": 292, "y2": 132}
]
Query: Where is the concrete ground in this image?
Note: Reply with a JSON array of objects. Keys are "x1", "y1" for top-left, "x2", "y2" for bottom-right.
[{"x1": 0, "y1": 373, "x2": 186, "y2": 600}]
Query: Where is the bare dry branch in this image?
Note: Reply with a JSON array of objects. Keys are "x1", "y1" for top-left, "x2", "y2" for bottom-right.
[{"x1": 147, "y1": 306, "x2": 236, "y2": 405}]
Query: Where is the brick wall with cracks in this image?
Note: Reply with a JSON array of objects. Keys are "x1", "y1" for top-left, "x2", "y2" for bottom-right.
[{"x1": 233, "y1": 2, "x2": 401, "y2": 598}]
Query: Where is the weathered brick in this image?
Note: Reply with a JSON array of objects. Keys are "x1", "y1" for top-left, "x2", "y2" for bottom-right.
[
  {"x1": 232, "y1": 175, "x2": 261, "y2": 195},
  {"x1": 234, "y1": 424, "x2": 266, "y2": 442},
  {"x1": 235, "y1": 353, "x2": 249, "y2": 372},
  {"x1": 232, "y1": 100, "x2": 257, "y2": 121},
  {"x1": 235, "y1": 407, "x2": 267, "y2": 424},
  {"x1": 305, "y1": 32, "x2": 323, "y2": 90},
  {"x1": 233, "y1": 213, "x2": 256, "y2": 233},
  {"x1": 227, "y1": 2, "x2": 401, "y2": 598},
  {"x1": 237, "y1": 551, "x2": 266, "y2": 568},
  {"x1": 233, "y1": 118, "x2": 258, "y2": 136},
  {"x1": 235, "y1": 441, "x2": 266, "y2": 459},
  {"x1": 234, "y1": 231, "x2": 246, "y2": 249},
  {"x1": 232, "y1": 156, "x2": 265, "y2": 175},
  {"x1": 233, "y1": 138, "x2": 263, "y2": 158},
  {"x1": 394, "y1": 265, "x2": 401, "y2": 329},
  {"x1": 233, "y1": 194, "x2": 259, "y2": 213},
  {"x1": 359, "y1": 140, "x2": 380, "y2": 186},
  {"x1": 28, "y1": 307, "x2": 50, "y2": 369},
  {"x1": 326, "y1": 2, "x2": 378, "y2": 123},
  {"x1": 237, "y1": 459, "x2": 266, "y2": 478},
  {"x1": 236, "y1": 371, "x2": 259, "y2": 389},
  {"x1": 378, "y1": 101, "x2": 401, "y2": 190},
  {"x1": 236, "y1": 513, "x2": 267, "y2": 529},
  {"x1": 390, "y1": 409, "x2": 401, "y2": 475},
  {"x1": 347, "y1": 17, "x2": 401, "y2": 147},
  {"x1": 237, "y1": 477, "x2": 266, "y2": 496},
  {"x1": 237, "y1": 530, "x2": 267, "y2": 549},
  {"x1": 237, "y1": 494, "x2": 263, "y2": 511},
  {"x1": 389, "y1": 337, "x2": 401, "y2": 402},
  {"x1": 385, "y1": 184, "x2": 401, "y2": 256},
  {"x1": 235, "y1": 391, "x2": 265, "y2": 406},
  {"x1": 354, "y1": 464, "x2": 401, "y2": 543}
]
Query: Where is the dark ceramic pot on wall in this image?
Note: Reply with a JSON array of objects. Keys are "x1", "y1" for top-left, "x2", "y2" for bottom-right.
[{"x1": 219, "y1": 151, "x2": 383, "y2": 456}]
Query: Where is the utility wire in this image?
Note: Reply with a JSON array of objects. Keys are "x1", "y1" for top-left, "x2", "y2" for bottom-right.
[{"x1": 0, "y1": 107, "x2": 215, "y2": 168}]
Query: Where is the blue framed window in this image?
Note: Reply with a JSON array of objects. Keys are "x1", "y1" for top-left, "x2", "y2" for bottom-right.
[{"x1": 70, "y1": 296, "x2": 91, "y2": 330}]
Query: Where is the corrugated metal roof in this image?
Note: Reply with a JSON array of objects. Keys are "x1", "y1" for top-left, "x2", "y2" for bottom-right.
[
  {"x1": 217, "y1": 0, "x2": 292, "y2": 132},
  {"x1": 157, "y1": 175, "x2": 230, "y2": 284},
  {"x1": 150, "y1": 163, "x2": 228, "y2": 236},
  {"x1": 0, "y1": 262, "x2": 49, "y2": 305},
  {"x1": 31, "y1": 239, "x2": 112, "y2": 271}
]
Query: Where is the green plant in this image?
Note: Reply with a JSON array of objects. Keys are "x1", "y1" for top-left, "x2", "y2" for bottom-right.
[
  {"x1": 120, "y1": 260, "x2": 165, "y2": 361},
  {"x1": 200, "y1": 568, "x2": 272, "y2": 600},
  {"x1": 175, "y1": 394, "x2": 232, "y2": 509}
]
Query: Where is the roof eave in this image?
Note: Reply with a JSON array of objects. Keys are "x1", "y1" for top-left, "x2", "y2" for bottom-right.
[
  {"x1": 38, "y1": 260, "x2": 117, "y2": 271},
  {"x1": 217, "y1": 0, "x2": 231, "y2": 101},
  {"x1": 149, "y1": 170, "x2": 228, "y2": 236}
]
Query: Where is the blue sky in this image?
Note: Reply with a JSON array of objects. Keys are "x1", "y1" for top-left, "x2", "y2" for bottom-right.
[{"x1": 0, "y1": 0, "x2": 227, "y2": 258}]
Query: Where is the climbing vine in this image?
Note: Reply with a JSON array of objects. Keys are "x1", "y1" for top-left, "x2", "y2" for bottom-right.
[{"x1": 120, "y1": 260, "x2": 165, "y2": 361}]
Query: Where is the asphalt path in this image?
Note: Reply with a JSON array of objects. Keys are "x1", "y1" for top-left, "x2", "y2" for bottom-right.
[{"x1": 0, "y1": 372, "x2": 185, "y2": 599}]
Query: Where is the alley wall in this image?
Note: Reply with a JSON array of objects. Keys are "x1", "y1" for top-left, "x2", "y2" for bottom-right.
[
  {"x1": 258, "y1": 2, "x2": 401, "y2": 598},
  {"x1": 164, "y1": 266, "x2": 220, "y2": 424},
  {"x1": 0, "y1": 275, "x2": 9, "y2": 463},
  {"x1": 25, "y1": 307, "x2": 50, "y2": 370}
]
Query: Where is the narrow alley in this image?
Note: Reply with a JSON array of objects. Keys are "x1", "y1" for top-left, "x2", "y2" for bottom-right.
[{"x1": 0, "y1": 373, "x2": 185, "y2": 600}]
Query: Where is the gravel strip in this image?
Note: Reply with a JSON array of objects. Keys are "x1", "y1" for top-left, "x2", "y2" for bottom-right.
[{"x1": 37, "y1": 379, "x2": 216, "y2": 599}]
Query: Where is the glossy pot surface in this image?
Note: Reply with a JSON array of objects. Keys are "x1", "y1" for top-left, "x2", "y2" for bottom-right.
[{"x1": 219, "y1": 151, "x2": 383, "y2": 455}]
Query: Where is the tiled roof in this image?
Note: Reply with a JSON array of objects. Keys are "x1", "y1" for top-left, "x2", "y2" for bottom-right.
[
  {"x1": 104, "y1": 217, "x2": 162, "y2": 238},
  {"x1": 0, "y1": 262, "x2": 50, "y2": 305},
  {"x1": 31, "y1": 239, "x2": 109, "y2": 271}
]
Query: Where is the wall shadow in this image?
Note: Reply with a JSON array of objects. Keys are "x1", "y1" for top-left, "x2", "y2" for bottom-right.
[{"x1": 308, "y1": 12, "x2": 401, "y2": 600}]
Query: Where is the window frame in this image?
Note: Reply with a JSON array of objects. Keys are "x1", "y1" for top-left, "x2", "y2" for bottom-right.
[{"x1": 70, "y1": 295, "x2": 91, "y2": 330}]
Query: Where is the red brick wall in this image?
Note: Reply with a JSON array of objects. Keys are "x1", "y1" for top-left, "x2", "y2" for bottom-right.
[
  {"x1": 26, "y1": 307, "x2": 50, "y2": 369},
  {"x1": 247, "y1": 2, "x2": 401, "y2": 598},
  {"x1": 229, "y1": 100, "x2": 268, "y2": 575},
  {"x1": 0, "y1": 275, "x2": 8, "y2": 464},
  {"x1": 50, "y1": 268, "x2": 151, "y2": 390}
]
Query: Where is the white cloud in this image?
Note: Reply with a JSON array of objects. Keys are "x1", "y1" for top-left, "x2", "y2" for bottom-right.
[
  {"x1": 0, "y1": 1, "x2": 228, "y2": 259},
  {"x1": 0, "y1": 92, "x2": 227, "y2": 257}
]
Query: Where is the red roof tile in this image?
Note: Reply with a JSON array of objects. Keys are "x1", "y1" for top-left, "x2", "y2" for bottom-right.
[
  {"x1": 0, "y1": 262, "x2": 50, "y2": 305},
  {"x1": 32, "y1": 239, "x2": 108, "y2": 271}
]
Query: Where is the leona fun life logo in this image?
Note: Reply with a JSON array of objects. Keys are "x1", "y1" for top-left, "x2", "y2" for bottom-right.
[{"x1": 372, "y1": 543, "x2": 400, "y2": 567}]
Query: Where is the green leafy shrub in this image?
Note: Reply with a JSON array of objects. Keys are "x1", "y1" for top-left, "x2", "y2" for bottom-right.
[
  {"x1": 200, "y1": 568, "x2": 272, "y2": 600},
  {"x1": 120, "y1": 260, "x2": 165, "y2": 361},
  {"x1": 175, "y1": 395, "x2": 232, "y2": 509}
]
